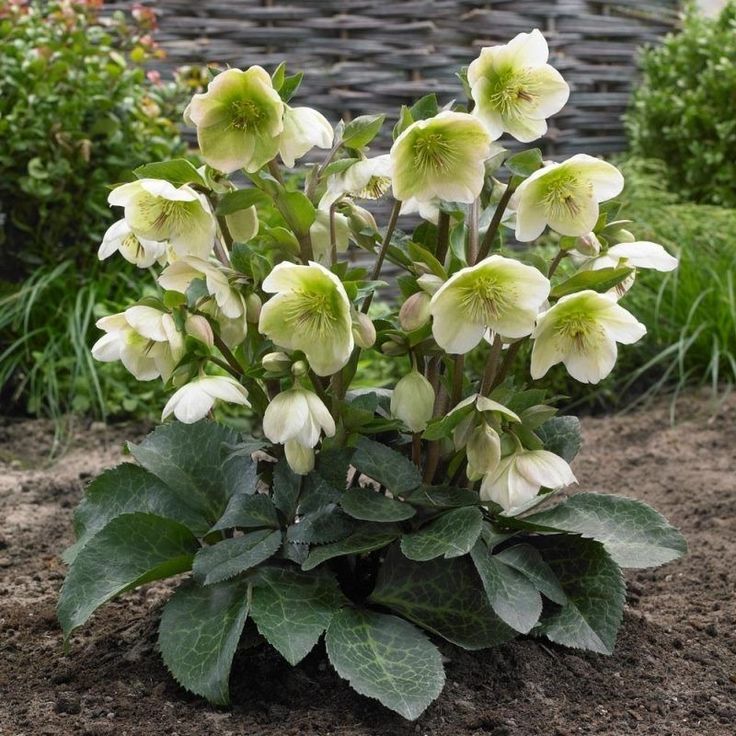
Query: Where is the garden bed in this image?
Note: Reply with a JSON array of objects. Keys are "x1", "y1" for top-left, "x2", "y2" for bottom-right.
[{"x1": 1, "y1": 393, "x2": 734, "y2": 736}]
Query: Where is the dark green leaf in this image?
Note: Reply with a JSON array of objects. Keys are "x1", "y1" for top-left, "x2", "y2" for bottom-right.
[
  {"x1": 211, "y1": 493, "x2": 279, "y2": 533},
  {"x1": 158, "y1": 577, "x2": 250, "y2": 705},
  {"x1": 351, "y1": 437, "x2": 421, "y2": 495},
  {"x1": 550, "y1": 266, "x2": 634, "y2": 299},
  {"x1": 505, "y1": 148, "x2": 543, "y2": 177},
  {"x1": 302, "y1": 526, "x2": 400, "y2": 571},
  {"x1": 129, "y1": 421, "x2": 250, "y2": 523},
  {"x1": 340, "y1": 487, "x2": 416, "y2": 522},
  {"x1": 251, "y1": 567, "x2": 343, "y2": 665},
  {"x1": 192, "y1": 530, "x2": 282, "y2": 585},
  {"x1": 370, "y1": 546, "x2": 516, "y2": 650},
  {"x1": 134, "y1": 158, "x2": 205, "y2": 187},
  {"x1": 272, "y1": 459, "x2": 301, "y2": 522},
  {"x1": 298, "y1": 473, "x2": 342, "y2": 515},
  {"x1": 535, "y1": 416, "x2": 583, "y2": 463},
  {"x1": 341, "y1": 114, "x2": 385, "y2": 149},
  {"x1": 527, "y1": 493, "x2": 687, "y2": 568},
  {"x1": 401, "y1": 507, "x2": 483, "y2": 561},
  {"x1": 315, "y1": 447, "x2": 354, "y2": 489},
  {"x1": 537, "y1": 535, "x2": 625, "y2": 655},
  {"x1": 393, "y1": 105, "x2": 414, "y2": 139},
  {"x1": 278, "y1": 190, "x2": 315, "y2": 234},
  {"x1": 326, "y1": 608, "x2": 445, "y2": 720},
  {"x1": 279, "y1": 72, "x2": 303, "y2": 102},
  {"x1": 409, "y1": 93, "x2": 439, "y2": 121},
  {"x1": 216, "y1": 188, "x2": 270, "y2": 215},
  {"x1": 59, "y1": 513, "x2": 199, "y2": 636},
  {"x1": 494, "y1": 543, "x2": 567, "y2": 605},
  {"x1": 404, "y1": 485, "x2": 480, "y2": 508},
  {"x1": 470, "y1": 543, "x2": 542, "y2": 633}
]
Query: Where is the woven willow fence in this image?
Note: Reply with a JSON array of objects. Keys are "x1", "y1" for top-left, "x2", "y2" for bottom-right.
[{"x1": 113, "y1": 0, "x2": 679, "y2": 156}]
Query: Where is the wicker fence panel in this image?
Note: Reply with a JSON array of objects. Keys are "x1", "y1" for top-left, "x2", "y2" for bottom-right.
[{"x1": 110, "y1": 0, "x2": 679, "y2": 156}]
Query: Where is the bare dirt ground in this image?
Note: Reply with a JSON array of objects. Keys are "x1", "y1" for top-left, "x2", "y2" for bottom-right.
[{"x1": 0, "y1": 393, "x2": 734, "y2": 736}]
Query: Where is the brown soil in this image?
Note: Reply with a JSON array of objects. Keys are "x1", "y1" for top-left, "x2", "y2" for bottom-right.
[{"x1": 1, "y1": 395, "x2": 735, "y2": 736}]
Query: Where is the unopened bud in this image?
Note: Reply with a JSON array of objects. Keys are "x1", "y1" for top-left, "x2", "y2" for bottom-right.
[
  {"x1": 262, "y1": 351, "x2": 291, "y2": 373},
  {"x1": 285, "y1": 439, "x2": 315, "y2": 475},
  {"x1": 346, "y1": 204, "x2": 378, "y2": 248},
  {"x1": 291, "y1": 360, "x2": 309, "y2": 377},
  {"x1": 399, "y1": 292, "x2": 432, "y2": 332},
  {"x1": 465, "y1": 424, "x2": 501, "y2": 481},
  {"x1": 381, "y1": 339, "x2": 407, "y2": 357},
  {"x1": 608, "y1": 228, "x2": 636, "y2": 244},
  {"x1": 390, "y1": 369, "x2": 435, "y2": 433},
  {"x1": 185, "y1": 314, "x2": 214, "y2": 348},
  {"x1": 352, "y1": 311, "x2": 376, "y2": 349},
  {"x1": 417, "y1": 274, "x2": 444, "y2": 296},
  {"x1": 225, "y1": 205, "x2": 259, "y2": 243},
  {"x1": 245, "y1": 293, "x2": 262, "y2": 323},
  {"x1": 575, "y1": 232, "x2": 602, "y2": 257}
]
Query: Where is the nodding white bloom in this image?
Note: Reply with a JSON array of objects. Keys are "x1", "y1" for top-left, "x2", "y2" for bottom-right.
[
  {"x1": 258, "y1": 261, "x2": 353, "y2": 376},
  {"x1": 468, "y1": 29, "x2": 569, "y2": 143},
  {"x1": 391, "y1": 111, "x2": 492, "y2": 204},
  {"x1": 465, "y1": 423, "x2": 502, "y2": 481},
  {"x1": 309, "y1": 207, "x2": 350, "y2": 265},
  {"x1": 399, "y1": 197, "x2": 441, "y2": 224},
  {"x1": 390, "y1": 369, "x2": 435, "y2": 433},
  {"x1": 162, "y1": 375, "x2": 250, "y2": 424},
  {"x1": 514, "y1": 155, "x2": 624, "y2": 242},
  {"x1": 480, "y1": 449, "x2": 577, "y2": 512},
  {"x1": 184, "y1": 66, "x2": 284, "y2": 174},
  {"x1": 531, "y1": 290, "x2": 646, "y2": 384},
  {"x1": 158, "y1": 257, "x2": 245, "y2": 319},
  {"x1": 98, "y1": 219, "x2": 166, "y2": 268},
  {"x1": 263, "y1": 388, "x2": 336, "y2": 474},
  {"x1": 450, "y1": 393, "x2": 520, "y2": 450},
  {"x1": 108, "y1": 179, "x2": 216, "y2": 260},
  {"x1": 279, "y1": 105, "x2": 333, "y2": 168},
  {"x1": 319, "y1": 155, "x2": 393, "y2": 209},
  {"x1": 399, "y1": 291, "x2": 432, "y2": 332},
  {"x1": 429, "y1": 255, "x2": 550, "y2": 353},
  {"x1": 225, "y1": 205, "x2": 259, "y2": 243},
  {"x1": 91, "y1": 307, "x2": 184, "y2": 381},
  {"x1": 352, "y1": 311, "x2": 376, "y2": 349}
]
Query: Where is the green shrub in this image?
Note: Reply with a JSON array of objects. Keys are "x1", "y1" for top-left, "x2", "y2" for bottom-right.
[
  {"x1": 0, "y1": 0, "x2": 192, "y2": 420},
  {"x1": 626, "y1": 2, "x2": 736, "y2": 207}
]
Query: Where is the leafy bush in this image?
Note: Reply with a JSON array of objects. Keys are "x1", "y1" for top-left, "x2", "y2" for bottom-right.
[
  {"x1": 626, "y1": 2, "x2": 736, "y2": 207},
  {"x1": 0, "y1": 0, "x2": 192, "y2": 419}
]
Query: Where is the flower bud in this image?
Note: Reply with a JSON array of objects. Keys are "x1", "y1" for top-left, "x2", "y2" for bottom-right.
[
  {"x1": 608, "y1": 227, "x2": 636, "y2": 244},
  {"x1": 285, "y1": 440, "x2": 315, "y2": 475},
  {"x1": 291, "y1": 360, "x2": 309, "y2": 377},
  {"x1": 262, "y1": 351, "x2": 291, "y2": 373},
  {"x1": 352, "y1": 311, "x2": 376, "y2": 349},
  {"x1": 417, "y1": 274, "x2": 444, "y2": 296},
  {"x1": 225, "y1": 205, "x2": 259, "y2": 243},
  {"x1": 466, "y1": 424, "x2": 502, "y2": 481},
  {"x1": 390, "y1": 369, "x2": 435, "y2": 433},
  {"x1": 185, "y1": 314, "x2": 214, "y2": 348},
  {"x1": 381, "y1": 339, "x2": 407, "y2": 356},
  {"x1": 245, "y1": 293, "x2": 262, "y2": 323},
  {"x1": 399, "y1": 292, "x2": 432, "y2": 332},
  {"x1": 345, "y1": 204, "x2": 379, "y2": 249},
  {"x1": 575, "y1": 232, "x2": 602, "y2": 257}
]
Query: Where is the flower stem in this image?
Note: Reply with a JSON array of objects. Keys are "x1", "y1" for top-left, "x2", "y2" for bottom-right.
[
  {"x1": 305, "y1": 137, "x2": 343, "y2": 202},
  {"x1": 361, "y1": 199, "x2": 402, "y2": 314},
  {"x1": 476, "y1": 180, "x2": 518, "y2": 262},
  {"x1": 411, "y1": 432, "x2": 422, "y2": 468},
  {"x1": 435, "y1": 210, "x2": 450, "y2": 266},
  {"x1": 548, "y1": 249, "x2": 566, "y2": 277},
  {"x1": 480, "y1": 334, "x2": 504, "y2": 395},
  {"x1": 450, "y1": 354, "x2": 465, "y2": 407},
  {"x1": 467, "y1": 198, "x2": 480, "y2": 265}
]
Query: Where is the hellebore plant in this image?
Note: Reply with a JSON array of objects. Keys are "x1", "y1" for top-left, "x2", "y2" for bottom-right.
[{"x1": 60, "y1": 32, "x2": 686, "y2": 721}]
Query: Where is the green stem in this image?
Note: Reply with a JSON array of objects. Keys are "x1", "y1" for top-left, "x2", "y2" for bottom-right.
[
  {"x1": 305, "y1": 138, "x2": 343, "y2": 202},
  {"x1": 435, "y1": 210, "x2": 450, "y2": 266},
  {"x1": 467, "y1": 198, "x2": 480, "y2": 265},
  {"x1": 450, "y1": 354, "x2": 465, "y2": 407},
  {"x1": 361, "y1": 199, "x2": 402, "y2": 314},
  {"x1": 476, "y1": 180, "x2": 518, "y2": 262},
  {"x1": 480, "y1": 335, "x2": 503, "y2": 396},
  {"x1": 491, "y1": 340, "x2": 522, "y2": 391},
  {"x1": 548, "y1": 249, "x2": 566, "y2": 278}
]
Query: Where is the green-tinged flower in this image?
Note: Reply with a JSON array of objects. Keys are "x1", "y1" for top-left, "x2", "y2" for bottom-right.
[
  {"x1": 162, "y1": 375, "x2": 250, "y2": 424},
  {"x1": 450, "y1": 393, "x2": 520, "y2": 451},
  {"x1": 258, "y1": 261, "x2": 353, "y2": 376},
  {"x1": 225, "y1": 205, "x2": 259, "y2": 243},
  {"x1": 468, "y1": 29, "x2": 569, "y2": 142},
  {"x1": 319, "y1": 155, "x2": 392, "y2": 209},
  {"x1": 352, "y1": 311, "x2": 376, "y2": 349},
  {"x1": 399, "y1": 291, "x2": 432, "y2": 332},
  {"x1": 514, "y1": 154, "x2": 624, "y2": 241},
  {"x1": 466, "y1": 423, "x2": 502, "y2": 481},
  {"x1": 91, "y1": 306, "x2": 184, "y2": 381},
  {"x1": 279, "y1": 105, "x2": 333, "y2": 168},
  {"x1": 429, "y1": 255, "x2": 550, "y2": 353},
  {"x1": 391, "y1": 111, "x2": 492, "y2": 203},
  {"x1": 108, "y1": 179, "x2": 216, "y2": 259},
  {"x1": 98, "y1": 219, "x2": 166, "y2": 268},
  {"x1": 158, "y1": 256, "x2": 245, "y2": 319},
  {"x1": 390, "y1": 369, "x2": 435, "y2": 433},
  {"x1": 531, "y1": 290, "x2": 646, "y2": 384},
  {"x1": 480, "y1": 449, "x2": 577, "y2": 512},
  {"x1": 263, "y1": 387, "x2": 336, "y2": 474},
  {"x1": 184, "y1": 66, "x2": 284, "y2": 174},
  {"x1": 309, "y1": 207, "x2": 350, "y2": 265}
]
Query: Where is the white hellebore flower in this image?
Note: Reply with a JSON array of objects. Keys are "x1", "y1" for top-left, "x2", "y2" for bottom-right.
[
  {"x1": 258, "y1": 261, "x2": 354, "y2": 376},
  {"x1": 480, "y1": 449, "x2": 577, "y2": 512},
  {"x1": 466, "y1": 423, "x2": 502, "y2": 481},
  {"x1": 108, "y1": 178, "x2": 216, "y2": 260},
  {"x1": 430, "y1": 255, "x2": 551, "y2": 353},
  {"x1": 390, "y1": 369, "x2": 435, "y2": 433},
  {"x1": 468, "y1": 29, "x2": 569, "y2": 143},
  {"x1": 514, "y1": 154, "x2": 624, "y2": 242},
  {"x1": 184, "y1": 66, "x2": 284, "y2": 174},
  {"x1": 98, "y1": 219, "x2": 166, "y2": 268},
  {"x1": 531, "y1": 290, "x2": 647, "y2": 384},
  {"x1": 91, "y1": 306, "x2": 184, "y2": 381},
  {"x1": 263, "y1": 388, "x2": 336, "y2": 475},
  {"x1": 319, "y1": 155, "x2": 393, "y2": 209},
  {"x1": 279, "y1": 105, "x2": 333, "y2": 168},
  {"x1": 162, "y1": 375, "x2": 250, "y2": 424},
  {"x1": 158, "y1": 257, "x2": 245, "y2": 319},
  {"x1": 391, "y1": 111, "x2": 492, "y2": 204}
]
